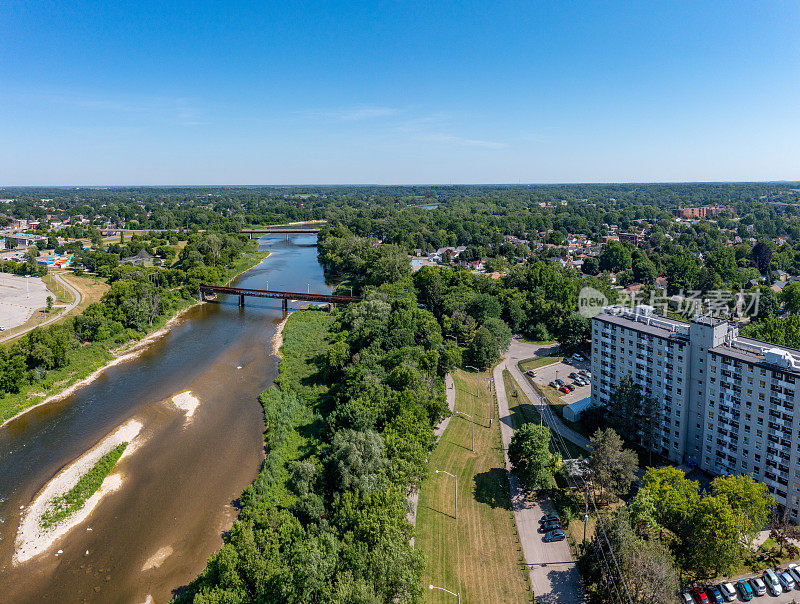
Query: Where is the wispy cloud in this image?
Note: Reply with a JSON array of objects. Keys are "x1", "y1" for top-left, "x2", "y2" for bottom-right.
[
  {"x1": 30, "y1": 91, "x2": 210, "y2": 126},
  {"x1": 300, "y1": 105, "x2": 399, "y2": 121},
  {"x1": 416, "y1": 132, "x2": 507, "y2": 149}
]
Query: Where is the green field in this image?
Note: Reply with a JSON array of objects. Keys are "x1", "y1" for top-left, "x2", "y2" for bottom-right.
[
  {"x1": 518, "y1": 355, "x2": 563, "y2": 372},
  {"x1": 416, "y1": 369, "x2": 533, "y2": 603}
]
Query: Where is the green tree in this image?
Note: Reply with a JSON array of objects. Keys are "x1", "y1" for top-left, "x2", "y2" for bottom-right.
[
  {"x1": 752, "y1": 240, "x2": 773, "y2": 274},
  {"x1": 689, "y1": 494, "x2": 742, "y2": 577},
  {"x1": 45, "y1": 295, "x2": 53, "y2": 314},
  {"x1": 588, "y1": 428, "x2": 638, "y2": 502},
  {"x1": 598, "y1": 241, "x2": 632, "y2": 273},
  {"x1": 781, "y1": 281, "x2": 800, "y2": 314},
  {"x1": 464, "y1": 325, "x2": 500, "y2": 369},
  {"x1": 640, "y1": 466, "x2": 699, "y2": 536},
  {"x1": 508, "y1": 423, "x2": 557, "y2": 492},
  {"x1": 482, "y1": 317, "x2": 512, "y2": 352},
  {"x1": 710, "y1": 474, "x2": 773, "y2": 548}
]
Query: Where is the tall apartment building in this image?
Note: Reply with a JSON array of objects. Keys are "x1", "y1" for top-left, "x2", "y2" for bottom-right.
[{"x1": 591, "y1": 306, "x2": 800, "y2": 518}]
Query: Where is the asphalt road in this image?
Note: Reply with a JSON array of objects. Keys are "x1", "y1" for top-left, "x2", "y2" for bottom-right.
[{"x1": 494, "y1": 349, "x2": 587, "y2": 603}]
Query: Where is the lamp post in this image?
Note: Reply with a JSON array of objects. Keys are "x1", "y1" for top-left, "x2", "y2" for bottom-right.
[
  {"x1": 457, "y1": 411, "x2": 474, "y2": 451},
  {"x1": 435, "y1": 469, "x2": 457, "y2": 519},
  {"x1": 429, "y1": 584, "x2": 460, "y2": 603},
  {"x1": 445, "y1": 334, "x2": 458, "y2": 345}
]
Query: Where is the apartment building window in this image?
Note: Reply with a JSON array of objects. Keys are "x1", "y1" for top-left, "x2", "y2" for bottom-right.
[
  {"x1": 761, "y1": 368, "x2": 767, "y2": 376},
  {"x1": 748, "y1": 377, "x2": 754, "y2": 384},
  {"x1": 706, "y1": 445, "x2": 712, "y2": 453}
]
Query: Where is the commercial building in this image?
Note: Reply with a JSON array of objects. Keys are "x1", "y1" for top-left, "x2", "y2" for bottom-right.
[{"x1": 591, "y1": 306, "x2": 800, "y2": 518}]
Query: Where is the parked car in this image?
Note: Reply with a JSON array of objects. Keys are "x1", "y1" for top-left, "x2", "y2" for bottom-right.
[
  {"x1": 539, "y1": 514, "x2": 560, "y2": 524},
  {"x1": 525, "y1": 369, "x2": 536, "y2": 377},
  {"x1": 763, "y1": 569, "x2": 782, "y2": 596},
  {"x1": 575, "y1": 378, "x2": 586, "y2": 386},
  {"x1": 542, "y1": 529, "x2": 565, "y2": 542},
  {"x1": 573, "y1": 354, "x2": 585, "y2": 361},
  {"x1": 548, "y1": 381, "x2": 557, "y2": 389},
  {"x1": 787, "y1": 563, "x2": 800, "y2": 585},
  {"x1": 569, "y1": 372, "x2": 579, "y2": 379},
  {"x1": 565, "y1": 384, "x2": 574, "y2": 392},
  {"x1": 540, "y1": 520, "x2": 562, "y2": 532},
  {"x1": 706, "y1": 586, "x2": 723, "y2": 604},
  {"x1": 718, "y1": 582, "x2": 736, "y2": 602},
  {"x1": 748, "y1": 576, "x2": 766, "y2": 596},
  {"x1": 558, "y1": 386, "x2": 569, "y2": 393},
  {"x1": 580, "y1": 370, "x2": 591, "y2": 377},
  {"x1": 692, "y1": 588, "x2": 710, "y2": 604},
  {"x1": 736, "y1": 579, "x2": 754, "y2": 601},
  {"x1": 778, "y1": 570, "x2": 795, "y2": 591},
  {"x1": 555, "y1": 379, "x2": 565, "y2": 387},
  {"x1": 679, "y1": 592, "x2": 693, "y2": 604}
]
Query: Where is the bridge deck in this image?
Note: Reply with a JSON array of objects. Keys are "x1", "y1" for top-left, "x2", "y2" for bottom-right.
[{"x1": 199, "y1": 284, "x2": 359, "y2": 304}]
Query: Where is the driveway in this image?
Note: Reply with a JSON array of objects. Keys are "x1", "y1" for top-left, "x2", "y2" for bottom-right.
[
  {"x1": 506, "y1": 340, "x2": 592, "y2": 452},
  {"x1": 494, "y1": 355, "x2": 587, "y2": 603}
]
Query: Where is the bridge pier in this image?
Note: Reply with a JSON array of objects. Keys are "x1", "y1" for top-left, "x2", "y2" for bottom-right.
[
  {"x1": 329, "y1": 302, "x2": 334, "y2": 313},
  {"x1": 239, "y1": 294, "x2": 245, "y2": 307},
  {"x1": 200, "y1": 289, "x2": 205, "y2": 301},
  {"x1": 282, "y1": 299, "x2": 288, "y2": 313}
]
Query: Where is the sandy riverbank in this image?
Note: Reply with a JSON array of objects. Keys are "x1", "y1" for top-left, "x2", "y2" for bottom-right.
[
  {"x1": 0, "y1": 251, "x2": 272, "y2": 431},
  {"x1": 14, "y1": 418, "x2": 144, "y2": 564}
]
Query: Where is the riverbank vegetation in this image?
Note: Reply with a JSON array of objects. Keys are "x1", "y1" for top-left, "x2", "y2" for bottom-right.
[
  {"x1": 39, "y1": 442, "x2": 127, "y2": 530},
  {"x1": 0, "y1": 232, "x2": 267, "y2": 424},
  {"x1": 178, "y1": 279, "x2": 461, "y2": 601}
]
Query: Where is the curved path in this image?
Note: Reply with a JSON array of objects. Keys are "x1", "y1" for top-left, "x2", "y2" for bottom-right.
[
  {"x1": 493, "y1": 341, "x2": 587, "y2": 603},
  {"x1": 0, "y1": 271, "x2": 81, "y2": 344}
]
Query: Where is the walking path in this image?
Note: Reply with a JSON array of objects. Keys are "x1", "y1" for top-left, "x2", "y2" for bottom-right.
[
  {"x1": 407, "y1": 373, "x2": 456, "y2": 543},
  {"x1": 494, "y1": 345, "x2": 587, "y2": 603},
  {"x1": 0, "y1": 272, "x2": 81, "y2": 344}
]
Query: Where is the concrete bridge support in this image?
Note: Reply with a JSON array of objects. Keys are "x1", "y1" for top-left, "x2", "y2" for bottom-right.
[
  {"x1": 282, "y1": 298, "x2": 288, "y2": 313},
  {"x1": 239, "y1": 294, "x2": 245, "y2": 307}
]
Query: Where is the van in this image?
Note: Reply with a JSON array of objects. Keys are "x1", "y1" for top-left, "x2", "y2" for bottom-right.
[{"x1": 763, "y1": 569, "x2": 782, "y2": 595}]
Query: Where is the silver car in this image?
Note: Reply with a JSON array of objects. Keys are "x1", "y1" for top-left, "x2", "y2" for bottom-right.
[
  {"x1": 763, "y1": 568, "x2": 782, "y2": 596},
  {"x1": 779, "y1": 570, "x2": 796, "y2": 591}
]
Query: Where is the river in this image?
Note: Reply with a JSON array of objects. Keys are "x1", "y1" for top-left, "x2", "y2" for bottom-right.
[{"x1": 0, "y1": 234, "x2": 329, "y2": 603}]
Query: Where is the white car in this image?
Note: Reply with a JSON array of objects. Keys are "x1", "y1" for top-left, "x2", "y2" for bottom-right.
[
  {"x1": 679, "y1": 592, "x2": 693, "y2": 604},
  {"x1": 764, "y1": 568, "x2": 783, "y2": 596},
  {"x1": 787, "y1": 563, "x2": 800, "y2": 586},
  {"x1": 525, "y1": 369, "x2": 536, "y2": 377},
  {"x1": 718, "y1": 581, "x2": 736, "y2": 602}
]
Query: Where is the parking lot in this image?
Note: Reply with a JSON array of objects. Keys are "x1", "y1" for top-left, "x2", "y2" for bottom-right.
[
  {"x1": 687, "y1": 569, "x2": 800, "y2": 603},
  {"x1": 528, "y1": 355, "x2": 592, "y2": 405}
]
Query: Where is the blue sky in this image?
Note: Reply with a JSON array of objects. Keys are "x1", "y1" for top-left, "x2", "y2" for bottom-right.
[{"x1": 1, "y1": 1, "x2": 799, "y2": 185}]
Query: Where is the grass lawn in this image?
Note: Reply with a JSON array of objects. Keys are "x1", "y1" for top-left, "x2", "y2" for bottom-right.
[
  {"x1": 518, "y1": 355, "x2": 563, "y2": 372},
  {"x1": 58, "y1": 271, "x2": 109, "y2": 315},
  {"x1": 416, "y1": 369, "x2": 533, "y2": 603},
  {"x1": 503, "y1": 370, "x2": 587, "y2": 459}
]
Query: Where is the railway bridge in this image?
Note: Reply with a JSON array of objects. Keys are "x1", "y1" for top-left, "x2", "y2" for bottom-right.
[{"x1": 199, "y1": 284, "x2": 359, "y2": 312}]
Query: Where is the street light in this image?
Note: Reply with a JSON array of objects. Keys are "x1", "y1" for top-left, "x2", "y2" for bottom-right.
[
  {"x1": 435, "y1": 469, "x2": 457, "y2": 519},
  {"x1": 457, "y1": 411, "x2": 474, "y2": 451},
  {"x1": 445, "y1": 334, "x2": 458, "y2": 345},
  {"x1": 429, "y1": 584, "x2": 460, "y2": 603}
]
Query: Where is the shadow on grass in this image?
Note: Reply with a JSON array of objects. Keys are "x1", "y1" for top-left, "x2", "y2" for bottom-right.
[{"x1": 473, "y1": 467, "x2": 513, "y2": 510}]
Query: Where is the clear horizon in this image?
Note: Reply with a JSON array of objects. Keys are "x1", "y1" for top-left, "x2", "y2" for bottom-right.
[{"x1": 2, "y1": 1, "x2": 799, "y2": 185}]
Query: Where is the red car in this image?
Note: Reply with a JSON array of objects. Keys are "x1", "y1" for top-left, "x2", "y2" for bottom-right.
[
  {"x1": 692, "y1": 588, "x2": 710, "y2": 604},
  {"x1": 558, "y1": 386, "x2": 570, "y2": 393}
]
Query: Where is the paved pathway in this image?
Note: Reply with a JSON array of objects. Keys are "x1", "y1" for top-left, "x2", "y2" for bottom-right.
[{"x1": 494, "y1": 354, "x2": 587, "y2": 603}]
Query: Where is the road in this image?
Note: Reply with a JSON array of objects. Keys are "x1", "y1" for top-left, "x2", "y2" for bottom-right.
[
  {"x1": 0, "y1": 271, "x2": 81, "y2": 344},
  {"x1": 494, "y1": 348, "x2": 587, "y2": 603},
  {"x1": 505, "y1": 339, "x2": 592, "y2": 451}
]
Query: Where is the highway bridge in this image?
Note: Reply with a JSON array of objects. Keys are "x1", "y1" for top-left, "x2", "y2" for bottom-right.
[{"x1": 199, "y1": 284, "x2": 359, "y2": 312}]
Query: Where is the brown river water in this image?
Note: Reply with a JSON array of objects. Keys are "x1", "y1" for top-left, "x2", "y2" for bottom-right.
[{"x1": 0, "y1": 234, "x2": 329, "y2": 603}]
